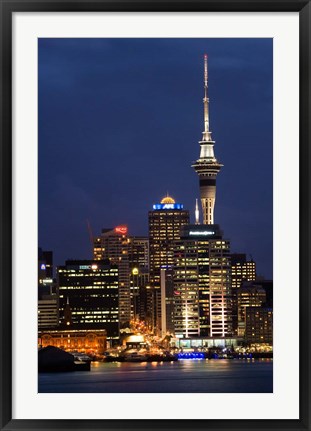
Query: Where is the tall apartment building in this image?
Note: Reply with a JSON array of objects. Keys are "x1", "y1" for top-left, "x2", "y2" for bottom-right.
[{"x1": 148, "y1": 196, "x2": 189, "y2": 334}]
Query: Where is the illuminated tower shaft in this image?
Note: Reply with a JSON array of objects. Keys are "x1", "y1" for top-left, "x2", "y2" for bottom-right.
[{"x1": 192, "y1": 55, "x2": 223, "y2": 225}]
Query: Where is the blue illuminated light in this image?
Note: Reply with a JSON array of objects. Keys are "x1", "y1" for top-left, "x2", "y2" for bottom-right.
[
  {"x1": 177, "y1": 352, "x2": 205, "y2": 360},
  {"x1": 152, "y1": 203, "x2": 183, "y2": 210},
  {"x1": 40, "y1": 264, "x2": 46, "y2": 270}
]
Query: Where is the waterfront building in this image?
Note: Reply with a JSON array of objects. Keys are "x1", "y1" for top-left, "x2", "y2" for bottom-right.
[
  {"x1": 93, "y1": 226, "x2": 131, "y2": 328},
  {"x1": 58, "y1": 260, "x2": 119, "y2": 340},
  {"x1": 148, "y1": 195, "x2": 189, "y2": 334},
  {"x1": 39, "y1": 328, "x2": 107, "y2": 354},
  {"x1": 192, "y1": 54, "x2": 223, "y2": 225},
  {"x1": 237, "y1": 282, "x2": 266, "y2": 337},
  {"x1": 245, "y1": 306, "x2": 273, "y2": 344},
  {"x1": 173, "y1": 225, "x2": 232, "y2": 338},
  {"x1": 230, "y1": 253, "x2": 256, "y2": 334}
]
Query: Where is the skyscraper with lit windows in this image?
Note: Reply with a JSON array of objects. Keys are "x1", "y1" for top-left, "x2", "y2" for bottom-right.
[
  {"x1": 230, "y1": 253, "x2": 256, "y2": 334},
  {"x1": 58, "y1": 260, "x2": 119, "y2": 340},
  {"x1": 148, "y1": 195, "x2": 189, "y2": 334},
  {"x1": 173, "y1": 225, "x2": 232, "y2": 338},
  {"x1": 93, "y1": 226, "x2": 131, "y2": 328}
]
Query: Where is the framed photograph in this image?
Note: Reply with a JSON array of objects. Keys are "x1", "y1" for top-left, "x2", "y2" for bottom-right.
[{"x1": 1, "y1": 0, "x2": 310, "y2": 430}]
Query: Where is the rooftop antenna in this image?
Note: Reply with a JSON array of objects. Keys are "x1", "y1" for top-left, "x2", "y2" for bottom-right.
[{"x1": 202, "y1": 54, "x2": 212, "y2": 142}]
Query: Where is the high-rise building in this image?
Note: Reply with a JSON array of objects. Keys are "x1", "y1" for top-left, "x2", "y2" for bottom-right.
[
  {"x1": 245, "y1": 307, "x2": 273, "y2": 344},
  {"x1": 38, "y1": 248, "x2": 53, "y2": 279},
  {"x1": 237, "y1": 282, "x2": 266, "y2": 337},
  {"x1": 192, "y1": 54, "x2": 223, "y2": 225},
  {"x1": 148, "y1": 195, "x2": 189, "y2": 333},
  {"x1": 128, "y1": 236, "x2": 151, "y2": 323},
  {"x1": 160, "y1": 267, "x2": 175, "y2": 337},
  {"x1": 128, "y1": 236, "x2": 149, "y2": 270},
  {"x1": 58, "y1": 260, "x2": 119, "y2": 340},
  {"x1": 38, "y1": 248, "x2": 58, "y2": 329},
  {"x1": 173, "y1": 224, "x2": 232, "y2": 338},
  {"x1": 93, "y1": 226, "x2": 131, "y2": 328},
  {"x1": 230, "y1": 253, "x2": 256, "y2": 334},
  {"x1": 231, "y1": 254, "x2": 256, "y2": 290}
]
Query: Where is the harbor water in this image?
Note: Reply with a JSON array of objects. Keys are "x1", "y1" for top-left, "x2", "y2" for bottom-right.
[{"x1": 38, "y1": 358, "x2": 273, "y2": 393}]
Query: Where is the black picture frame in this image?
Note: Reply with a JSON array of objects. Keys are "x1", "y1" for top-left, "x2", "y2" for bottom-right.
[{"x1": 1, "y1": 0, "x2": 310, "y2": 430}]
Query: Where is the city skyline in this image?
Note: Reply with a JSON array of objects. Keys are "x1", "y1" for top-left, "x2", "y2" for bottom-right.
[{"x1": 39, "y1": 38, "x2": 273, "y2": 278}]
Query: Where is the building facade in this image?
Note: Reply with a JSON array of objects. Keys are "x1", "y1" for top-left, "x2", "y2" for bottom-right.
[
  {"x1": 93, "y1": 226, "x2": 131, "y2": 328},
  {"x1": 128, "y1": 236, "x2": 151, "y2": 324},
  {"x1": 39, "y1": 328, "x2": 107, "y2": 354},
  {"x1": 58, "y1": 260, "x2": 119, "y2": 340},
  {"x1": 237, "y1": 282, "x2": 266, "y2": 337},
  {"x1": 245, "y1": 307, "x2": 273, "y2": 344},
  {"x1": 173, "y1": 224, "x2": 232, "y2": 338},
  {"x1": 38, "y1": 248, "x2": 59, "y2": 329},
  {"x1": 230, "y1": 253, "x2": 256, "y2": 334}
]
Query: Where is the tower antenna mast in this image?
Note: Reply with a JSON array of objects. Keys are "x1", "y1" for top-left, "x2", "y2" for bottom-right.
[{"x1": 192, "y1": 54, "x2": 223, "y2": 225}]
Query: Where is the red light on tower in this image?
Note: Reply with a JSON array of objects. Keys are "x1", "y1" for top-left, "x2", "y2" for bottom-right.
[{"x1": 115, "y1": 225, "x2": 128, "y2": 235}]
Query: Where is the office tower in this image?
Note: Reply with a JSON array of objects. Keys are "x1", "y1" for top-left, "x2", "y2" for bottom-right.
[
  {"x1": 148, "y1": 195, "x2": 190, "y2": 333},
  {"x1": 237, "y1": 282, "x2": 266, "y2": 337},
  {"x1": 38, "y1": 248, "x2": 58, "y2": 329},
  {"x1": 192, "y1": 54, "x2": 223, "y2": 225},
  {"x1": 245, "y1": 307, "x2": 273, "y2": 344},
  {"x1": 160, "y1": 267, "x2": 175, "y2": 337},
  {"x1": 230, "y1": 253, "x2": 256, "y2": 334},
  {"x1": 173, "y1": 225, "x2": 232, "y2": 338},
  {"x1": 93, "y1": 226, "x2": 131, "y2": 328},
  {"x1": 58, "y1": 260, "x2": 119, "y2": 340}
]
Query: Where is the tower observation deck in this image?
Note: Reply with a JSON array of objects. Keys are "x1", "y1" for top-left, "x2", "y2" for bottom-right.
[{"x1": 192, "y1": 54, "x2": 223, "y2": 225}]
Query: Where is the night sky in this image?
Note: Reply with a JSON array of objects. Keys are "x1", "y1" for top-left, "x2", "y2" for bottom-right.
[{"x1": 38, "y1": 38, "x2": 273, "y2": 278}]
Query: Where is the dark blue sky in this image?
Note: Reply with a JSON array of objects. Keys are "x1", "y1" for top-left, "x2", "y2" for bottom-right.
[{"x1": 39, "y1": 38, "x2": 273, "y2": 278}]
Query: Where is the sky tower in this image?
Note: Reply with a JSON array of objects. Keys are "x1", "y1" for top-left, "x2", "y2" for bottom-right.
[{"x1": 192, "y1": 54, "x2": 223, "y2": 225}]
